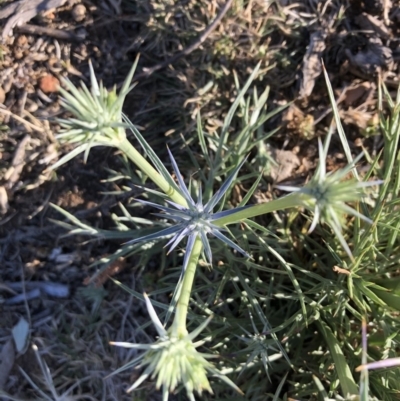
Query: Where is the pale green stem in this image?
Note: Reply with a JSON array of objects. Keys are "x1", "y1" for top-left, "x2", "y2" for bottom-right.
[
  {"x1": 171, "y1": 235, "x2": 203, "y2": 338},
  {"x1": 213, "y1": 193, "x2": 303, "y2": 226},
  {"x1": 118, "y1": 137, "x2": 188, "y2": 207}
]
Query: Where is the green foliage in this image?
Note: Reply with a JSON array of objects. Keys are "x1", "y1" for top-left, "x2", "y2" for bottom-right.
[{"x1": 47, "y1": 60, "x2": 400, "y2": 401}]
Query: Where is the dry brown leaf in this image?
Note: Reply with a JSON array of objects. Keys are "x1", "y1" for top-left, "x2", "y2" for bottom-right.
[
  {"x1": 264, "y1": 145, "x2": 300, "y2": 182},
  {"x1": 339, "y1": 108, "x2": 377, "y2": 130},
  {"x1": 341, "y1": 82, "x2": 374, "y2": 107},
  {"x1": 299, "y1": 29, "x2": 327, "y2": 99}
]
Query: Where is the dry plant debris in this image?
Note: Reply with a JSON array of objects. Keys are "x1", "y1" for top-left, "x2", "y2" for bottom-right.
[
  {"x1": 299, "y1": 29, "x2": 328, "y2": 99},
  {"x1": 0, "y1": 0, "x2": 68, "y2": 39},
  {"x1": 264, "y1": 144, "x2": 301, "y2": 183}
]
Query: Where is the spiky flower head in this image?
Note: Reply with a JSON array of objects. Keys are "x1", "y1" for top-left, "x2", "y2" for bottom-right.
[
  {"x1": 127, "y1": 148, "x2": 251, "y2": 271},
  {"x1": 54, "y1": 57, "x2": 138, "y2": 165},
  {"x1": 110, "y1": 294, "x2": 242, "y2": 401},
  {"x1": 277, "y1": 138, "x2": 382, "y2": 258}
]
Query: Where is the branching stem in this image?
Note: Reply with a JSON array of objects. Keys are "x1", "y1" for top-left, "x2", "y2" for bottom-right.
[
  {"x1": 172, "y1": 235, "x2": 203, "y2": 338},
  {"x1": 213, "y1": 193, "x2": 303, "y2": 226},
  {"x1": 118, "y1": 137, "x2": 188, "y2": 206}
]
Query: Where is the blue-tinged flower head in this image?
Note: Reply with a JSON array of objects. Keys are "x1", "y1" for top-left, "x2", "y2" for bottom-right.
[
  {"x1": 127, "y1": 148, "x2": 251, "y2": 271},
  {"x1": 277, "y1": 138, "x2": 382, "y2": 258},
  {"x1": 56, "y1": 60, "x2": 137, "y2": 147},
  {"x1": 110, "y1": 294, "x2": 243, "y2": 401}
]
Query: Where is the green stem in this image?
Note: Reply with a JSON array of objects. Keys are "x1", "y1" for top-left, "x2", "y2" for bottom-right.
[
  {"x1": 172, "y1": 235, "x2": 203, "y2": 338},
  {"x1": 213, "y1": 193, "x2": 303, "y2": 226},
  {"x1": 118, "y1": 138, "x2": 188, "y2": 206}
]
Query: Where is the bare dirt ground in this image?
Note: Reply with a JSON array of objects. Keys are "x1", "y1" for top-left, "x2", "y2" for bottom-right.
[{"x1": 0, "y1": 0, "x2": 399, "y2": 399}]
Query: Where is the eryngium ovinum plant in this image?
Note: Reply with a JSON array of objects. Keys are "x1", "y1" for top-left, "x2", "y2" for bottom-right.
[{"x1": 51, "y1": 59, "x2": 384, "y2": 400}]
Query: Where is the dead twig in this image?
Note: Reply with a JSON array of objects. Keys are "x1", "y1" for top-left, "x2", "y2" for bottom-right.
[
  {"x1": 16, "y1": 24, "x2": 86, "y2": 42},
  {"x1": 0, "y1": 107, "x2": 45, "y2": 133},
  {"x1": 333, "y1": 265, "x2": 351, "y2": 275},
  {"x1": 4, "y1": 134, "x2": 31, "y2": 189}
]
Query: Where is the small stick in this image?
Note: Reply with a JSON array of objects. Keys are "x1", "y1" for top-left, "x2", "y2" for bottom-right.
[
  {"x1": 4, "y1": 134, "x2": 30, "y2": 188},
  {"x1": 0, "y1": 107, "x2": 45, "y2": 132},
  {"x1": 16, "y1": 23, "x2": 85, "y2": 42}
]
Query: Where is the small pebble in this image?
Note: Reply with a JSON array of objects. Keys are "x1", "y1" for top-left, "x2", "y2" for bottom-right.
[
  {"x1": 72, "y1": 4, "x2": 86, "y2": 22},
  {"x1": 39, "y1": 74, "x2": 60, "y2": 93}
]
